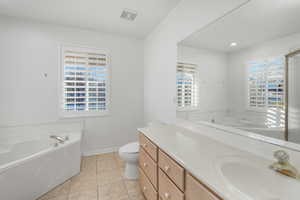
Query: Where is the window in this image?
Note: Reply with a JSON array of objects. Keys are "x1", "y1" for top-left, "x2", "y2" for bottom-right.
[
  {"x1": 247, "y1": 57, "x2": 284, "y2": 110},
  {"x1": 176, "y1": 62, "x2": 198, "y2": 108},
  {"x1": 61, "y1": 46, "x2": 110, "y2": 117}
]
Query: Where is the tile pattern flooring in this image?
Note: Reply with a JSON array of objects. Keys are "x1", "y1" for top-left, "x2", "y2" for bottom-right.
[{"x1": 37, "y1": 153, "x2": 144, "y2": 200}]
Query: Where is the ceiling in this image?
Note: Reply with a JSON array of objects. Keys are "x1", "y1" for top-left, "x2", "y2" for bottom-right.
[
  {"x1": 0, "y1": 0, "x2": 181, "y2": 38},
  {"x1": 180, "y1": 0, "x2": 300, "y2": 52}
]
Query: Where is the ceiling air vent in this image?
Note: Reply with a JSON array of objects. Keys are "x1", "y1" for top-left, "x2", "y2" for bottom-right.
[{"x1": 120, "y1": 9, "x2": 137, "y2": 21}]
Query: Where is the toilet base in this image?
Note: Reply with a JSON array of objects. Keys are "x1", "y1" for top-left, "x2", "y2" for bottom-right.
[{"x1": 124, "y1": 162, "x2": 139, "y2": 180}]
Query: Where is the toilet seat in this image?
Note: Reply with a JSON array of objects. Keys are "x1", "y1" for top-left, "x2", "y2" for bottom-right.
[{"x1": 119, "y1": 142, "x2": 139, "y2": 154}]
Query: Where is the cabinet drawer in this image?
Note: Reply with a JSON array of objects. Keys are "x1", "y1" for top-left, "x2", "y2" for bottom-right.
[
  {"x1": 186, "y1": 173, "x2": 220, "y2": 200},
  {"x1": 158, "y1": 169, "x2": 184, "y2": 200},
  {"x1": 158, "y1": 150, "x2": 184, "y2": 191},
  {"x1": 140, "y1": 168, "x2": 158, "y2": 200},
  {"x1": 139, "y1": 148, "x2": 158, "y2": 189},
  {"x1": 139, "y1": 133, "x2": 158, "y2": 162}
]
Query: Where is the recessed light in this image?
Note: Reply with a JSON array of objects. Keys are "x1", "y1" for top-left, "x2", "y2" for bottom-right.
[
  {"x1": 230, "y1": 42, "x2": 237, "y2": 47},
  {"x1": 120, "y1": 9, "x2": 138, "y2": 21}
]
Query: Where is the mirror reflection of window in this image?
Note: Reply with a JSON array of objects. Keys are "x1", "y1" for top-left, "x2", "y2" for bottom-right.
[
  {"x1": 247, "y1": 57, "x2": 285, "y2": 129},
  {"x1": 176, "y1": 62, "x2": 198, "y2": 109}
]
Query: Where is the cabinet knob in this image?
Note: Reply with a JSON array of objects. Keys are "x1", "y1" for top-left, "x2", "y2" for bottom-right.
[
  {"x1": 143, "y1": 162, "x2": 147, "y2": 167},
  {"x1": 143, "y1": 186, "x2": 147, "y2": 191},
  {"x1": 164, "y1": 166, "x2": 170, "y2": 172},
  {"x1": 164, "y1": 193, "x2": 170, "y2": 199},
  {"x1": 142, "y1": 143, "x2": 147, "y2": 148}
]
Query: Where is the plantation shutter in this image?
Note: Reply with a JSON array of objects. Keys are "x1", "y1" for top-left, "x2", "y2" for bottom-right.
[
  {"x1": 177, "y1": 62, "x2": 198, "y2": 108},
  {"x1": 62, "y1": 46, "x2": 109, "y2": 114},
  {"x1": 248, "y1": 57, "x2": 284, "y2": 109}
]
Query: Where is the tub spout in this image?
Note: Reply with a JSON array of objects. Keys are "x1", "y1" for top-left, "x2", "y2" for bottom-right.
[{"x1": 50, "y1": 135, "x2": 65, "y2": 144}]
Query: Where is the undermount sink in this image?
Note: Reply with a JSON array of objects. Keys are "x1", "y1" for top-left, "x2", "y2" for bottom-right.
[{"x1": 216, "y1": 156, "x2": 300, "y2": 200}]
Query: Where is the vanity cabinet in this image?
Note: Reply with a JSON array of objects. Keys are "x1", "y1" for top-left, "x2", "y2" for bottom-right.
[
  {"x1": 139, "y1": 132, "x2": 222, "y2": 200},
  {"x1": 158, "y1": 168, "x2": 184, "y2": 200},
  {"x1": 139, "y1": 167, "x2": 157, "y2": 200},
  {"x1": 139, "y1": 133, "x2": 158, "y2": 200},
  {"x1": 158, "y1": 149, "x2": 185, "y2": 191},
  {"x1": 139, "y1": 133, "x2": 158, "y2": 161},
  {"x1": 185, "y1": 173, "x2": 220, "y2": 200},
  {"x1": 139, "y1": 148, "x2": 158, "y2": 189}
]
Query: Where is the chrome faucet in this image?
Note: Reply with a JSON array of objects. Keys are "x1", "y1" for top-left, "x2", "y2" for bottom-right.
[
  {"x1": 50, "y1": 135, "x2": 65, "y2": 144},
  {"x1": 270, "y1": 150, "x2": 300, "y2": 180}
]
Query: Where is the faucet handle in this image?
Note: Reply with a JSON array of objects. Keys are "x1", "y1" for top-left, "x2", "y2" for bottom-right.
[{"x1": 274, "y1": 150, "x2": 289, "y2": 163}]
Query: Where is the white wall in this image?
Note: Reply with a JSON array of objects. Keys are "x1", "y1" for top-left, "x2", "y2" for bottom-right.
[
  {"x1": 0, "y1": 17, "x2": 144, "y2": 154},
  {"x1": 177, "y1": 45, "x2": 228, "y2": 113},
  {"x1": 143, "y1": 0, "x2": 250, "y2": 124}
]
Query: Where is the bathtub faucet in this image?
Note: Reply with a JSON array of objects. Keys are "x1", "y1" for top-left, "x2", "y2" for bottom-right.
[{"x1": 50, "y1": 135, "x2": 65, "y2": 144}]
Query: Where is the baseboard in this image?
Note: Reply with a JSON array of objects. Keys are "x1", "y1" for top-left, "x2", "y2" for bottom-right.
[{"x1": 82, "y1": 146, "x2": 120, "y2": 156}]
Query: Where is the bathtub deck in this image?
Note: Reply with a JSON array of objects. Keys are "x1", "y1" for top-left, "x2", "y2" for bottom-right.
[{"x1": 37, "y1": 153, "x2": 144, "y2": 200}]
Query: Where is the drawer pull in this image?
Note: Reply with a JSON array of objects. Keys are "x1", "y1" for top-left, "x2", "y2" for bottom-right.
[
  {"x1": 143, "y1": 162, "x2": 147, "y2": 167},
  {"x1": 143, "y1": 186, "x2": 147, "y2": 191},
  {"x1": 164, "y1": 165, "x2": 170, "y2": 172},
  {"x1": 164, "y1": 192, "x2": 170, "y2": 199}
]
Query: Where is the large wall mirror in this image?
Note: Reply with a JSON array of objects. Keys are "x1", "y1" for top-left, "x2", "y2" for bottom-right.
[{"x1": 176, "y1": 0, "x2": 300, "y2": 147}]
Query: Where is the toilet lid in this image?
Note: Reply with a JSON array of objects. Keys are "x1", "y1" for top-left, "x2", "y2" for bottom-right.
[{"x1": 119, "y1": 142, "x2": 139, "y2": 153}]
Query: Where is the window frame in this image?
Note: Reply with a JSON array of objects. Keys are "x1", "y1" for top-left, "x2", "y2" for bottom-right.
[
  {"x1": 59, "y1": 45, "x2": 111, "y2": 118},
  {"x1": 176, "y1": 61, "x2": 199, "y2": 111}
]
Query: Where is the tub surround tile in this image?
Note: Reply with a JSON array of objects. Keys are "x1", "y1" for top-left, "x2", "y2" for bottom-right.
[{"x1": 37, "y1": 153, "x2": 140, "y2": 200}]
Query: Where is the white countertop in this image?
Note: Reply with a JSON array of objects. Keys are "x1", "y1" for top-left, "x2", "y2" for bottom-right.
[{"x1": 138, "y1": 121, "x2": 300, "y2": 200}]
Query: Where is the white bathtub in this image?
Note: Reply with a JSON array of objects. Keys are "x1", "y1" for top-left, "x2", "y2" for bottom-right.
[
  {"x1": 0, "y1": 123, "x2": 82, "y2": 200},
  {"x1": 178, "y1": 110, "x2": 285, "y2": 140}
]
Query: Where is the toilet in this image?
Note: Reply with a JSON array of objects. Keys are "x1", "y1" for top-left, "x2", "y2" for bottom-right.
[{"x1": 118, "y1": 142, "x2": 139, "y2": 179}]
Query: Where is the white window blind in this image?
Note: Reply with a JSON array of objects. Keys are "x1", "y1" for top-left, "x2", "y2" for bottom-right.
[
  {"x1": 176, "y1": 62, "x2": 198, "y2": 108},
  {"x1": 61, "y1": 46, "x2": 109, "y2": 116},
  {"x1": 247, "y1": 57, "x2": 284, "y2": 110}
]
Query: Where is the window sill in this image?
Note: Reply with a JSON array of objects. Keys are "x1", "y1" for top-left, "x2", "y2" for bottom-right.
[
  {"x1": 176, "y1": 107, "x2": 199, "y2": 112},
  {"x1": 59, "y1": 110, "x2": 110, "y2": 119}
]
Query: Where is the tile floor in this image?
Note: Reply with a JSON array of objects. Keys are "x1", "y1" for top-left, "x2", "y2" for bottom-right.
[{"x1": 37, "y1": 153, "x2": 144, "y2": 200}]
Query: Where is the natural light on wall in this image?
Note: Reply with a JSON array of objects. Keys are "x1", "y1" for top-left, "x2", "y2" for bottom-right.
[
  {"x1": 61, "y1": 46, "x2": 110, "y2": 117},
  {"x1": 176, "y1": 62, "x2": 198, "y2": 109}
]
